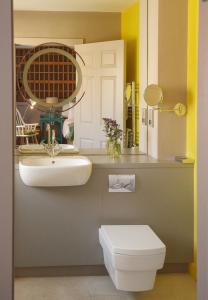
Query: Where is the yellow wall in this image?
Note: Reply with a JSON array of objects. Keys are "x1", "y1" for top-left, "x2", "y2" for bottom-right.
[
  {"x1": 121, "y1": 1, "x2": 139, "y2": 83},
  {"x1": 121, "y1": 1, "x2": 139, "y2": 144},
  {"x1": 187, "y1": 0, "x2": 199, "y2": 279}
]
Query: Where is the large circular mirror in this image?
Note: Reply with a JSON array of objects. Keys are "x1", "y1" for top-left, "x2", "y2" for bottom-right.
[
  {"x1": 17, "y1": 43, "x2": 85, "y2": 111},
  {"x1": 144, "y1": 84, "x2": 163, "y2": 106}
]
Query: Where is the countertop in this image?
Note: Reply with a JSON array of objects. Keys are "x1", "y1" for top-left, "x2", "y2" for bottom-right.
[{"x1": 15, "y1": 148, "x2": 194, "y2": 169}]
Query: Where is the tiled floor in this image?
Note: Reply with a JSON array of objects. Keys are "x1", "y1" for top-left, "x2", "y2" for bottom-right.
[{"x1": 15, "y1": 274, "x2": 196, "y2": 300}]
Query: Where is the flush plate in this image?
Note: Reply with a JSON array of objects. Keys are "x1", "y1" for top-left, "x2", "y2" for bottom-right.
[{"x1": 109, "y1": 175, "x2": 135, "y2": 193}]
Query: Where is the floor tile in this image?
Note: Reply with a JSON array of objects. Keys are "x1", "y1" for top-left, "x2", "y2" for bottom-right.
[
  {"x1": 15, "y1": 274, "x2": 196, "y2": 300},
  {"x1": 135, "y1": 274, "x2": 196, "y2": 300},
  {"x1": 91, "y1": 295, "x2": 135, "y2": 300}
]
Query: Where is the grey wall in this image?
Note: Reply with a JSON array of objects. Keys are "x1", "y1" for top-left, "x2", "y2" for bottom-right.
[
  {"x1": 15, "y1": 164, "x2": 193, "y2": 268},
  {"x1": 158, "y1": 0, "x2": 188, "y2": 159},
  {"x1": 14, "y1": 11, "x2": 121, "y2": 44},
  {"x1": 0, "y1": 0, "x2": 14, "y2": 299},
  {"x1": 197, "y1": 1, "x2": 208, "y2": 299}
]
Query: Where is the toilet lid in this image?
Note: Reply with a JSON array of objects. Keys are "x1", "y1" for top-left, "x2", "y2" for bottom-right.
[{"x1": 100, "y1": 225, "x2": 166, "y2": 256}]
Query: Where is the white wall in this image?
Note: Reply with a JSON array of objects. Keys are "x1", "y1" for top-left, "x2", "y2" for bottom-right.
[
  {"x1": 197, "y1": 1, "x2": 208, "y2": 299},
  {"x1": 0, "y1": 0, "x2": 14, "y2": 299}
]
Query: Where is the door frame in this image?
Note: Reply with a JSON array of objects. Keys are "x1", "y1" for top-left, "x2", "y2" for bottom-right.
[
  {"x1": 197, "y1": 1, "x2": 208, "y2": 299},
  {"x1": 0, "y1": 0, "x2": 14, "y2": 299}
]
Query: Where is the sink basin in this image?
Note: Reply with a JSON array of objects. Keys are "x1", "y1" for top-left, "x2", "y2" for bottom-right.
[
  {"x1": 18, "y1": 144, "x2": 79, "y2": 154},
  {"x1": 19, "y1": 156, "x2": 92, "y2": 187}
]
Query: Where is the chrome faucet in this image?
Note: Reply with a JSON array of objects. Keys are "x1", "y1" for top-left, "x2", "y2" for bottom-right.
[{"x1": 41, "y1": 123, "x2": 61, "y2": 158}]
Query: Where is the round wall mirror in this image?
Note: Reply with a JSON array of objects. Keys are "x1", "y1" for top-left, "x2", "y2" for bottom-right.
[
  {"x1": 144, "y1": 84, "x2": 163, "y2": 106},
  {"x1": 17, "y1": 43, "x2": 85, "y2": 111}
]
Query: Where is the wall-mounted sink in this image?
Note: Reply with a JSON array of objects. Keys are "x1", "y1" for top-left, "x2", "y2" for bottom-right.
[{"x1": 19, "y1": 156, "x2": 92, "y2": 187}]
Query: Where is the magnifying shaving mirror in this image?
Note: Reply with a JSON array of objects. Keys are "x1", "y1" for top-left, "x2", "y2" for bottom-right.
[
  {"x1": 144, "y1": 84, "x2": 163, "y2": 106},
  {"x1": 144, "y1": 84, "x2": 186, "y2": 117}
]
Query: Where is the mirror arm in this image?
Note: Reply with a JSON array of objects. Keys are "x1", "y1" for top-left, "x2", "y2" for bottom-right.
[{"x1": 151, "y1": 103, "x2": 186, "y2": 117}]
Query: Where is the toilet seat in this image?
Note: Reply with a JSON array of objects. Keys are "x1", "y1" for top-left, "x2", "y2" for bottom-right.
[{"x1": 99, "y1": 225, "x2": 166, "y2": 256}]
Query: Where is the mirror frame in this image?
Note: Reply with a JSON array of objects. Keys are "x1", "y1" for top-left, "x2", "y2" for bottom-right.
[{"x1": 22, "y1": 48, "x2": 83, "y2": 108}]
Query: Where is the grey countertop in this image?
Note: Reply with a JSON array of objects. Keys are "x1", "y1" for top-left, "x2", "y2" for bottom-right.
[
  {"x1": 15, "y1": 148, "x2": 194, "y2": 169},
  {"x1": 86, "y1": 155, "x2": 194, "y2": 169}
]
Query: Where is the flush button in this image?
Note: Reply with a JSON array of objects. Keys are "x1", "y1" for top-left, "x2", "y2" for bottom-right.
[{"x1": 108, "y1": 175, "x2": 135, "y2": 193}]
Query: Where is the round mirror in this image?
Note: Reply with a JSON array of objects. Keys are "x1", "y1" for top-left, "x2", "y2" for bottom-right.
[
  {"x1": 17, "y1": 43, "x2": 84, "y2": 111},
  {"x1": 144, "y1": 84, "x2": 163, "y2": 106}
]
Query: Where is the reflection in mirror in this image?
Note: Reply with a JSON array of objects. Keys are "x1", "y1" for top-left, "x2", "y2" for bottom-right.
[
  {"x1": 16, "y1": 43, "x2": 85, "y2": 151},
  {"x1": 144, "y1": 84, "x2": 163, "y2": 106},
  {"x1": 14, "y1": 9, "x2": 142, "y2": 153},
  {"x1": 125, "y1": 82, "x2": 139, "y2": 148},
  {"x1": 125, "y1": 83, "x2": 132, "y2": 105},
  {"x1": 17, "y1": 43, "x2": 84, "y2": 109}
]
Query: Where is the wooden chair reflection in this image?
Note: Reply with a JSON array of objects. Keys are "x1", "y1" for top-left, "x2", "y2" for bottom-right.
[{"x1": 16, "y1": 108, "x2": 39, "y2": 144}]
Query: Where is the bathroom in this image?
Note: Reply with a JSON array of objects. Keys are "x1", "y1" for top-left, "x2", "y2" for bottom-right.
[{"x1": 1, "y1": 0, "x2": 205, "y2": 299}]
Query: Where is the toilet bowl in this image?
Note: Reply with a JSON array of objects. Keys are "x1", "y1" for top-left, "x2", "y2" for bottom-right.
[{"x1": 99, "y1": 225, "x2": 166, "y2": 292}]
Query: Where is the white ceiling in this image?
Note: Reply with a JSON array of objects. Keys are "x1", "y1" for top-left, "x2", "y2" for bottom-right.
[{"x1": 13, "y1": 0, "x2": 138, "y2": 12}]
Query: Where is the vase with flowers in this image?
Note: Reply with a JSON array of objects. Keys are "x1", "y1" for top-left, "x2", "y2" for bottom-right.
[{"x1": 103, "y1": 118, "x2": 123, "y2": 158}]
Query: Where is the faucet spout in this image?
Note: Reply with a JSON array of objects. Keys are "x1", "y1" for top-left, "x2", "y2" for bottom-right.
[
  {"x1": 41, "y1": 124, "x2": 61, "y2": 158},
  {"x1": 46, "y1": 123, "x2": 51, "y2": 146},
  {"x1": 52, "y1": 129, "x2": 56, "y2": 144}
]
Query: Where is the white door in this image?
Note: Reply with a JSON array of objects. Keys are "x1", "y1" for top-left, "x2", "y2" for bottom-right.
[{"x1": 74, "y1": 40, "x2": 125, "y2": 149}]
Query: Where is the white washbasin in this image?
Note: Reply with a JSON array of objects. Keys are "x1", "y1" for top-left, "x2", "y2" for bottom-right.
[
  {"x1": 18, "y1": 144, "x2": 79, "y2": 154},
  {"x1": 19, "y1": 156, "x2": 92, "y2": 187}
]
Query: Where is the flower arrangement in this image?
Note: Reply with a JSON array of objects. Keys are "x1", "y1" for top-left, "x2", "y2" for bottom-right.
[
  {"x1": 103, "y1": 118, "x2": 123, "y2": 142},
  {"x1": 103, "y1": 118, "x2": 123, "y2": 158}
]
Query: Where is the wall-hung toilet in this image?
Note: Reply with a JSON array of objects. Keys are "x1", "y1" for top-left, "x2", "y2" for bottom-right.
[{"x1": 99, "y1": 225, "x2": 166, "y2": 292}]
